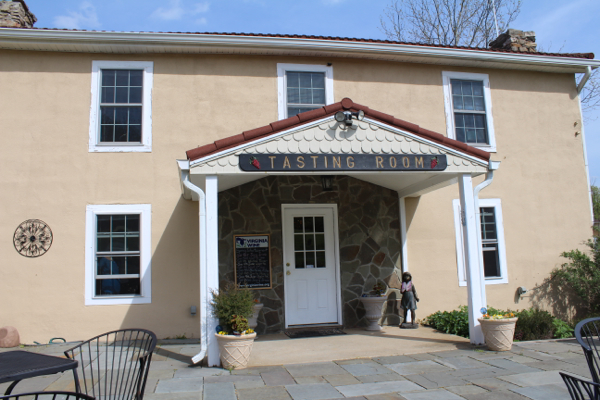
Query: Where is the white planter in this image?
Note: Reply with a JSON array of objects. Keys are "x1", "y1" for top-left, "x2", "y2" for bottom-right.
[
  {"x1": 215, "y1": 332, "x2": 257, "y2": 369},
  {"x1": 248, "y1": 303, "x2": 263, "y2": 330},
  {"x1": 360, "y1": 296, "x2": 388, "y2": 331},
  {"x1": 478, "y1": 317, "x2": 518, "y2": 351}
]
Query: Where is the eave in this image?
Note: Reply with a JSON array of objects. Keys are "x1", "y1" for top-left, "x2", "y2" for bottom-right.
[{"x1": 0, "y1": 28, "x2": 599, "y2": 74}]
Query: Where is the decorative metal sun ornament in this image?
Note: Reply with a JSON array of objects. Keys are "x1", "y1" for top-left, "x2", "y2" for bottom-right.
[{"x1": 13, "y1": 219, "x2": 53, "y2": 258}]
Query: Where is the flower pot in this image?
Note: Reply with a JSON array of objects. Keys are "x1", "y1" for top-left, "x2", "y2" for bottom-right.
[
  {"x1": 478, "y1": 317, "x2": 518, "y2": 351},
  {"x1": 248, "y1": 303, "x2": 263, "y2": 330},
  {"x1": 360, "y1": 296, "x2": 388, "y2": 331},
  {"x1": 215, "y1": 332, "x2": 257, "y2": 369}
]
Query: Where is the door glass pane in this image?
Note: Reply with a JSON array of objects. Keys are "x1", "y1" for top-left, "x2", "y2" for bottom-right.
[
  {"x1": 304, "y1": 217, "x2": 313, "y2": 232},
  {"x1": 305, "y1": 234, "x2": 314, "y2": 250},
  {"x1": 315, "y1": 217, "x2": 324, "y2": 232},
  {"x1": 316, "y1": 251, "x2": 326, "y2": 268},
  {"x1": 295, "y1": 252, "x2": 305, "y2": 269},
  {"x1": 294, "y1": 234, "x2": 304, "y2": 251},
  {"x1": 315, "y1": 234, "x2": 325, "y2": 250},
  {"x1": 294, "y1": 217, "x2": 303, "y2": 233},
  {"x1": 305, "y1": 252, "x2": 315, "y2": 268}
]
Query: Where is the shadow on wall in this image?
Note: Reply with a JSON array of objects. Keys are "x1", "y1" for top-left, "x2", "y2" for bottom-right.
[
  {"x1": 118, "y1": 197, "x2": 202, "y2": 340},
  {"x1": 529, "y1": 275, "x2": 588, "y2": 323}
]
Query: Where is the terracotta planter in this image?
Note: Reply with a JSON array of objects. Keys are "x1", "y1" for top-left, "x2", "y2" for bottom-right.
[
  {"x1": 248, "y1": 303, "x2": 263, "y2": 330},
  {"x1": 478, "y1": 317, "x2": 518, "y2": 351},
  {"x1": 360, "y1": 296, "x2": 388, "y2": 331},
  {"x1": 215, "y1": 332, "x2": 257, "y2": 369}
]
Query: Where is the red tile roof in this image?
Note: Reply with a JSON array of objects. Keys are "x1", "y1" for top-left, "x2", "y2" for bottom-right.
[
  {"x1": 8, "y1": 28, "x2": 595, "y2": 60},
  {"x1": 186, "y1": 98, "x2": 491, "y2": 163}
]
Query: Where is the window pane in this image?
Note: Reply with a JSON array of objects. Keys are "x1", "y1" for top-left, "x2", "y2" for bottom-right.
[
  {"x1": 464, "y1": 115, "x2": 475, "y2": 128},
  {"x1": 102, "y1": 70, "x2": 116, "y2": 86},
  {"x1": 127, "y1": 256, "x2": 140, "y2": 274},
  {"x1": 97, "y1": 215, "x2": 111, "y2": 232},
  {"x1": 299, "y1": 88, "x2": 312, "y2": 104},
  {"x1": 130, "y1": 70, "x2": 143, "y2": 86},
  {"x1": 287, "y1": 88, "x2": 300, "y2": 104},
  {"x1": 476, "y1": 128, "x2": 488, "y2": 144},
  {"x1": 461, "y1": 81, "x2": 473, "y2": 95},
  {"x1": 315, "y1": 234, "x2": 325, "y2": 250},
  {"x1": 129, "y1": 125, "x2": 141, "y2": 142},
  {"x1": 126, "y1": 215, "x2": 139, "y2": 232},
  {"x1": 101, "y1": 107, "x2": 115, "y2": 124},
  {"x1": 97, "y1": 237, "x2": 110, "y2": 252},
  {"x1": 115, "y1": 125, "x2": 128, "y2": 142},
  {"x1": 129, "y1": 107, "x2": 142, "y2": 124},
  {"x1": 116, "y1": 70, "x2": 129, "y2": 86},
  {"x1": 305, "y1": 234, "x2": 315, "y2": 250},
  {"x1": 299, "y1": 73, "x2": 312, "y2": 88},
  {"x1": 129, "y1": 87, "x2": 142, "y2": 104},
  {"x1": 112, "y1": 215, "x2": 125, "y2": 232},
  {"x1": 97, "y1": 257, "x2": 116, "y2": 275},
  {"x1": 126, "y1": 236, "x2": 139, "y2": 251},
  {"x1": 306, "y1": 252, "x2": 315, "y2": 268},
  {"x1": 115, "y1": 87, "x2": 129, "y2": 103},
  {"x1": 474, "y1": 96, "x2": 485, "y2": 111},
  {"x1": 463, "y1": 96, "x2": 474, "y2": 110},
  {"x1": 311, "y1": 73, "x2": 325, "y2": 89},
  {"x1": 112, "y1": 236, "x2": 125, "y2": 252},
  {"x1": 466, "y1": 129, "x2": 477, "y2": 143},
  {"x1": 287, "y1": 72, "x2": 300, "y2": 87},
  {"x1": 483, "y1": 246, "x2": 501, "y2": 277},
  {"x1": 474, "y1": 114, "x2": 486, "y2": 128},
  {"x1": 115, "y1": 108, "x2": 128, "y2": 124},
  {"x1": 312, "y1": 88, "x2": 325, "y2": 104},
  {"x1": 453, "y1": 95, "x2": 464, "y2": 110},
  {"x1": 95, "y1": 278, "x2": 140, "y2": 295},
  {"x1": 472, "y1": 81, "x2": 484, "y2": 96},
  {"x1": 480, "y1": 208, "x2": 497, "y2": 240},
  {"x1": 295, "y1": 252, "x2": 304, "y2": 269},
  {"x1": 101, "y1": 87, "x2": 115, "y2": 103},
  {"x1": 100, "y1": 125, "x2": 114, "y2": 142},
  {"x1": 451, "y1": 80, "x2": 462, "y2": 95},
  {"x1": 112, "y1": 256, "x2": 126, "y2": 274},
  {"x1": 456, "y1": 128, "x2": 465, "y2": 142}
]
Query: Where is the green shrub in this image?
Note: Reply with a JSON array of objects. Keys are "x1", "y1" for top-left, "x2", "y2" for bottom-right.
[
  {"x1": 210, "y1": 283, "x2": 254, "y2": 332},
  {"x1": 552, "y1": 318, "x2": 574, "y2": 339},
  {"x1": 514, "y1": 309, "x2": 554, "y2": 341},
  {"x1": 423, "y1": 306, "x2": 470, "y2": 338}
]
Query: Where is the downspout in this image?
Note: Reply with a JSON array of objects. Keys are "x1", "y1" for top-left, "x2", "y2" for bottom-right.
[
  {"x1": 178, "y1": 163, "x2": 208, "y2": 365},
  {"x1": 577, "y1": 66, "x2": 594, "y2": 225},
  {"x1": 473, "y1": 160, "x2": 501, "y2": 308}
]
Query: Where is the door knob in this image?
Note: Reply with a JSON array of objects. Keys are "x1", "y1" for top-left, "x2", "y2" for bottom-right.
[
  {"x1": 286, "y1": 263, "x2": 290, "y2": 266},
  {"x1": 286, "y1": 271, "x2": 291, "y2": 275}
]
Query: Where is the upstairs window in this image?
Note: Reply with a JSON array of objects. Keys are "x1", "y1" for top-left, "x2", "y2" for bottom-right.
[
  {"x1": 442, "y1": 71, "x2": 496, "y2": 152},
  {"x1": 89, "y1": 61, "x2": 153, "y2": 152},
  {"x1": 277, "y1": 63, "x2": 334, "y2": 120}
]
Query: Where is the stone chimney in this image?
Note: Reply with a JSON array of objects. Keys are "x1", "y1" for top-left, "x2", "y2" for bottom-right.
[
  {"x1": 0, "y1": 0, "x2": 36, "y2": 28},
  {"x1": 489, "y1": 29, "x2": 536, "y2": 53}
]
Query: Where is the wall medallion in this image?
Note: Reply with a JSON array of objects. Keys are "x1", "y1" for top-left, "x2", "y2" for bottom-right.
[{"x1": 13, "y1": 219, "x2": 53, "y2": 257}]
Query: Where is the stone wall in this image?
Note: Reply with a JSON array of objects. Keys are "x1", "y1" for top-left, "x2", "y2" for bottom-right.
[
  {"x1": 0, "y1": 1, "x2": 36, "y2": 28},
  {"x1": 218, "y1": 175, "x2": 402, "y2": 334}
]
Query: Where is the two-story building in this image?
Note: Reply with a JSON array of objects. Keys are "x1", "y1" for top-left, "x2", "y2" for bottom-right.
[{"x1": 1, "y1": 1, "x2": 598, "y2": 366}]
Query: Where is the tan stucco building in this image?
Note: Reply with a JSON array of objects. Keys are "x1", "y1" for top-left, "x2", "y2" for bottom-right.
[{"x1": 0, "y1": 23, "x2": 598, "y2": 365}]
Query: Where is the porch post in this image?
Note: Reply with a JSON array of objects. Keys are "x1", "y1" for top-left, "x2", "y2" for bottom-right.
[
  {"x1": 206, "y1": 175, "x2": 220, "y2": 366},
  {"x1": 458, "y1": 174, "x2": 485, "y2": 345}
]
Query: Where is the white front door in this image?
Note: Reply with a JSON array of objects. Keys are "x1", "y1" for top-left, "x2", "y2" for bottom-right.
[{"x1": 283, "y1": 205, "x2": 340, "y2": 327}]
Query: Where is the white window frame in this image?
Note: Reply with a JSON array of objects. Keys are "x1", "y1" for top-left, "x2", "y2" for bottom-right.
[
  {"x1": 442, "y1": 71, "x2": 496, "y2": 152},
  {"x1": 89, "y1": 61, "x2": 153, "y2": 153},
  {"x1": 277, "y1": 63, "x2": 334, "y2": 120},
  {"x1": 452, "y1": 198, "x2": 507, "y2": 286},
  {"x1": 85, "y1": 204, "x2": 152, "y2": 305}
]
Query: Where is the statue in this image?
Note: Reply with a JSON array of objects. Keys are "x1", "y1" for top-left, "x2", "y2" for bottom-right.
[{"x1": 400, "y1": 271, "x2": 419, "y2": 329}]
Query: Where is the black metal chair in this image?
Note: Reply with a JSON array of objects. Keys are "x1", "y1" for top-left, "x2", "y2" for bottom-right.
[
  {"x1": 64, "y1": 329, "x2": 157, "y2": 400},
  {"x1": 561, "y1": 372, "x2": 600, "y2": 400},
  {"x1": 576, "y1": 317, "x2": 600, "y2": 383},
  {"x1": 0, "y1": 392, "x2": 95, "y2": 400}
]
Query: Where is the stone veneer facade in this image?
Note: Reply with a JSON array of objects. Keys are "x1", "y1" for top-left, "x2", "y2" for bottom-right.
[{"x1": 218, "y1": 175, "x2": 404, "y2": 334}]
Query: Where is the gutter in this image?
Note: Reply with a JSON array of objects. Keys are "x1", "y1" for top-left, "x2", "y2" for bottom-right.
[
  {"x1": 0, "y1": 29, "x2": 599, "y2": 73},
  {"x1": 576, "y1": 66, "x2": 595, "y2": 224},
  {"x1": 473, "y1": 160, "x2": 501, "y2": 307},
  {"x1": 177, "y1": 160, "x2": 208, "y2": 365}
]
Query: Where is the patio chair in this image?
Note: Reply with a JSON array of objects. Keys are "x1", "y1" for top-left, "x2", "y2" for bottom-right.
[
  {"x1": 64, "y1": 329, "x2": 157, "y2": 400},
  {"x1": 561, "y1": 372, "x2": 600, "y2": 400},
  {"x1": 575, "y1": 317, "x2": 600, "y2": 383},
  {"x1": 0, "y1": 392, "x2": 95, "y2": 400}
]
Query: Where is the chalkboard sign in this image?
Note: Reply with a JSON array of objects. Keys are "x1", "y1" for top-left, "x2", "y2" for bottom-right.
[{"x1": 233, "y1": 234, "x2": 272, "y2": 289}]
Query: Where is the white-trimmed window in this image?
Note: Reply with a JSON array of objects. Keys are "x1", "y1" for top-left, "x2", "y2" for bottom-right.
[
  {"x1": 452, "y1": 199, "x2": 507, "y2": 286},
  {"x1": 85, "y1": 204, "x2": 151, "y2": 305},
  {"x1": 442, "y1": 71, "x2": 496, "y2": 152},
  {"x1": 277, "y1": 63, "x2": 334, "y2": 120},
  {"x1": 89, "y1": 61, "x2": 153, "y2": 152}
]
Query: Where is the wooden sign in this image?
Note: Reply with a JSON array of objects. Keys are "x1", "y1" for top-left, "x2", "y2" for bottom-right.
[
  {"x1": 233, "y1": 234, "x2": 272, "y2": 289},
  {"x1": 239, "y1": 153, "x2": 447, "y2": 172}
]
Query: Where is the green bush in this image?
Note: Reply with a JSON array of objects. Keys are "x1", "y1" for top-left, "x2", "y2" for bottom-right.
[
  {"x1": 423, "y1": 306, "x2": 470, "y2": 338},
  {"x1": 210, "y1": 283, "x2": 254, "y2": 333},
  {"x1": 552, "y1": 318, "x2": 574, "y2": 339},
  {"x1": 514, "y1": 308, "x2": 554, "y2": 341}
]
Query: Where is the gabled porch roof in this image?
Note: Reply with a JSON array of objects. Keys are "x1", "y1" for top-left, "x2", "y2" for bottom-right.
[{"x1": 181, "y1": 98, "x2": 493, "y2": 198}]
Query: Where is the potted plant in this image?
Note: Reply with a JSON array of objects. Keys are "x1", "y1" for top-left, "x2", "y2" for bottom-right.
[
  {"x1": 478, "y1": 308, "x2": 518, "y2": 351},
  {"x1": 211, "y1": 284, "x2": 257, "y2": 369},
  {"x1": 360, "y1": 282, "x2": 389, "y2": 331}
]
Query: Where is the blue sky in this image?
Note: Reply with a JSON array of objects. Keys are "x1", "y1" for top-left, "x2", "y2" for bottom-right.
[{"x1": 22, "y1": 0, "x2": 600, "y2": 185}]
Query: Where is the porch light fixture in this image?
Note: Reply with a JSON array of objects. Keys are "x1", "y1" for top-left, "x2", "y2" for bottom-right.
[
  {"x1": 321, "y1": 176, "x2": 334, "y2": 191},
  {"x1": 334, "y1": 110, "x2": 365, "y2": 129}
]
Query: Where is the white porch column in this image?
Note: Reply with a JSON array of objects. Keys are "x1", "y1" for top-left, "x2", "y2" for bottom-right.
[
  {"x1": 398, "y1": 195, "x2": 411, "y2": 323},
  {"x1": 206, "y1": 175, "x2": 220, "y2": 366},
  {"x1": 458, "y1": 174, "x2": 485, "y2": 345}
]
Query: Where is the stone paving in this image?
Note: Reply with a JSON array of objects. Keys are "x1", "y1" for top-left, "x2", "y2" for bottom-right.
[{"x1": 0, "y1": 338, "x2": 592, "y2": 400}]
